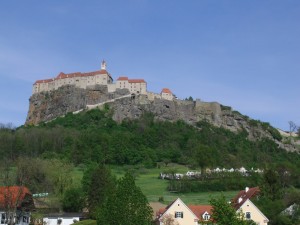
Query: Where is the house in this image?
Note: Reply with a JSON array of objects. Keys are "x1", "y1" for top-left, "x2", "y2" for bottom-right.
[
  {"x1": 43, "y1": 213, "x2": 84, "y2": 225},
  {"x1": 231, "y1": 187, "x2": 269, "y2": 225},
  {"x1": 0, "y1": 186, "x2": 34, "y2": 225},
  {"x1": 188, "y1": 205, "x2": 213, "y2": 224},
  {"x1": 155, "y1": 198, "x2": 213, "y2": 225}
]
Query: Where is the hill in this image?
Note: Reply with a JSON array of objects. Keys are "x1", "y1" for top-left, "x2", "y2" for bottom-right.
[
  {"x1": 26, "y1": 85, "x2": 298, "y2": 153},
  {"x1": 3, "y1": 107, "x2": 298, "y2": 172}
]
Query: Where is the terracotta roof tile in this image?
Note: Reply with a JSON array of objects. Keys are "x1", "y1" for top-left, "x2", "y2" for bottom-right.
[
  {"x1": 0, "y1": 186, "x2": 31, "y2": 208},
  {"x1": 34, "y1": 79, "x2": 54, "y2": 84},
  {"x1": 117, "y1": 76, "x2": 129, "y2": 81},
  {"x1": 231, "y1": 187, "x2": 260, "y2": 210},
  {"x1": 128, "y1": 79, "x2": 146, "y2": 83},
  {"x1": 35, "y1": 69, "x2": 112, "y2": 85},
  {"x1": 188, "y1": 205, "x2": 213, "y2": 219},
  {"x1": 161, "y1": 88, "x2": 172, "y2": 94}
]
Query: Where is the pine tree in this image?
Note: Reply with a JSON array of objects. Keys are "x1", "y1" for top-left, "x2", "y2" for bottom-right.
[{"x1": 104, "y1": 172, "x2": 153, "y2": 225}]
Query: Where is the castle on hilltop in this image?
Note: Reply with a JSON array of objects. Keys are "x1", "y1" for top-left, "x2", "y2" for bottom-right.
[{"x1": 32, "y1": 60, "x2": 174, "y2": 101}]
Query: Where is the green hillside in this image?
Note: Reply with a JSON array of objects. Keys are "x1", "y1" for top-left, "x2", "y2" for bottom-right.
[
  {"x1": 0, "y1": 108, "x2": 299, "y2": 170},
  {"x1": 2, "y1": 108, "x2": 298, "y2": 170}
]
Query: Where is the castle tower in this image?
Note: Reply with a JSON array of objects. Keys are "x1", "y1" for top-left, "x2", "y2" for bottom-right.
[{"x1": 101, "y1": 60, "x2": 106, "y2": 70}]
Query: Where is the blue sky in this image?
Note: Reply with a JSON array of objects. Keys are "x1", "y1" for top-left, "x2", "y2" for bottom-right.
[{"x1": 0, "y1": 0, "x2": 299, "y2": 130}]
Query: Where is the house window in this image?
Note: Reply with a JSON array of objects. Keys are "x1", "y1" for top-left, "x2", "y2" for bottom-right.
[
  {"x1": 175, "y1": 212, "x2": 183, "y2": 218},
  {"x1": 1, "y1": 214, "x2": 6, "y2": 224},
  {"x1": 23, "y1": 216, "x2": 29, "y2": 223},
  {"x1": 246, "y1": 212, "x2": 251, "y2": 219}
]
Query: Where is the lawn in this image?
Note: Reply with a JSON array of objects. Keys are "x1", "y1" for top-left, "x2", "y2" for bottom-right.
[{"x1": 108, "y1": 164, "x2": 238, "y2": 204}]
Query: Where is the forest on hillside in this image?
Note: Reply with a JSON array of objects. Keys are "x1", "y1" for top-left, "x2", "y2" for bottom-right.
[
  {"x1": 1, "y1": 108, "x2": 300, "y2": 171},
  {"x1": 1, "y1": 108, "x2": 300, "y2": 224}
]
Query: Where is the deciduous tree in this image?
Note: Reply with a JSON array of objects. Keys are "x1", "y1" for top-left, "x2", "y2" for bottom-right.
[
  {"x1": 210, "y1": 195, "x2": 251, "y2": 225},
  {"x1": 82, "y1": 164, "x2": 115, "y2": 218}
]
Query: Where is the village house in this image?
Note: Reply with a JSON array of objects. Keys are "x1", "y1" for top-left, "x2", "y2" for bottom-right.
[
  {"x1": 155, "y1": 198, "x2": 213, "y2": 225},
  {"x1": 231, "y1": 187, "x2": 269, "y2": 225},
  {"x1": 43, "y1": 213, "x2": 84, "y2": 225},
  {"x1": 32, "y1": 60, "x2": 174, "y2": 101},
  {"x1": 0, "y1": 186, "x2": 34, "y2": 225},
  {"x1": 156, "y1": 187, "x2": 269, "y2": 225}
]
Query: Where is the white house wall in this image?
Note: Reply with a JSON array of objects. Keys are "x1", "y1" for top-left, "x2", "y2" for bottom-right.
[{"x1": 43, "y1": 217, "x2": 80, "y2": 225}]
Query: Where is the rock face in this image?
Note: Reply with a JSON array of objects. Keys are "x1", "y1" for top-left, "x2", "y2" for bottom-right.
[
  {"x1": 26, "y1": 85, "x2": 130, "y2": 125},
  {"x1": 26, "y1": 85, "x2": 297, "y2": 152}
]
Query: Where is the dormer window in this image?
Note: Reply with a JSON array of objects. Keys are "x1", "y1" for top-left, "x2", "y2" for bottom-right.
[
  {"x1": 175, "y1": 212, "x2": 183, "y2": 218},
  {"x1": 202, "y1": 212, "x2": 210, "y2": 221}
]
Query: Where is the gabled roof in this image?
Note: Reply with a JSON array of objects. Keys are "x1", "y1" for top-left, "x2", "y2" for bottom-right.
[
  {"x1": 231, "y1": 187, "x2": 260, "y2": 210},
  {"x1": 188, "y1": 205, "x2": 213, "y2": 220},
  {"x1": 239, "y1": 199, "x2": 269, "y2": 223},
  {"x1": 0, "y1": 186, "x2": 32, "y2": 209},
  {"x1": 161, "y1": 88, "x2": 172, "y2": 94},
  {"x1": 156, "y1": 198, "x2": 200, "y2": 222}
]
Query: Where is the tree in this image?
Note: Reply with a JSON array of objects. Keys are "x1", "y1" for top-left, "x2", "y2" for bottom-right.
[
  {"x1": 82, "y1": 164, "x2": 116, "y2": 218},
  {"x1": 210, "y1": 195, "x2": 250, "y2": 225},
  {"x1": 288, "y1": 121, "x2": 297, "y2": 137},
  {"x1": 160, "y1": 214, "x2": 179, "y2": 225},
  {"x1": 261, "y1": 169, "x2": 283, "y2": 200},
  {"x1": 105, "y1": 172, "x2": 153, "y2": 225},
  {"x1": 62, "y1": 187, "x2": 84, "y2": 212}
]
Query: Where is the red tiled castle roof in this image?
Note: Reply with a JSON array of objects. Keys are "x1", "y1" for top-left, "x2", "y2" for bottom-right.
[
  {"x1": 33, "y1": 79, "x2": 54, "y2": 84},
  {"x1": 116, "y1": 76, "x2": 146, "y2": 83},
  {"x1": 161, "y1": 88, "x2": 172, "y2": 94},
  {"x1": 34, "y1": 69, "x2": 112, "y2": 85},
  {"x1": 128, "y1": 79, "x2": 146, "y2": 83},
  {"x1": 117, "y1": 76, "x2": 129, "y2": 81}
]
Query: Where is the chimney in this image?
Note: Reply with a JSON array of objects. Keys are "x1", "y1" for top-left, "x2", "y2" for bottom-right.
[
  {"x1": 238, "y1": 197, "x2": 243, "y2": 203},
  {"x1": 245, "y1": 187, "x2": 249, "y2": 192}
]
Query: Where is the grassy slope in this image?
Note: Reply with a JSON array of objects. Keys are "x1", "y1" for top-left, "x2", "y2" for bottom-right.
[
  {"x1": 74, "y1": 220, "x2": 96, "y2": 225},
  {"x1": 73, "y1": 164, "x2": 237, "y2": 205}
]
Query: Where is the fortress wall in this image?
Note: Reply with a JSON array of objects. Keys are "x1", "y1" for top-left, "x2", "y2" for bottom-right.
[{"x1": 107, "y1": 83, "x2": 116, "y2": 93}]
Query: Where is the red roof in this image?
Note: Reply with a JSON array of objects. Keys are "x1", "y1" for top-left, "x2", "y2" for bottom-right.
[
  {"x1": 34, "y1": 79, "x2": 54, "y2": 84},
  {"x1": 188, "y1": 205, "x2": 213, "y2": 220},
  {"x1": 0, "y1": 186, "x2": 32, "y2": 208},
  {"x1": 161, "y1": 88, "x2": 172, "y2": 94},
  {"x1": 117, "y1": 76, "x2": 129, "y2": 81},
  {"x1": 231, "y1": 187, "x2": 260, "y2": 209},
  {"x1": 34, "y1": 69, "x2": 112, "y2": 85},
  {"x1": 156, "y1": 200, "x2": 213, "y2": 222},
  {"x1": 128, "y1": 79, "x2": 146, "y2": 83}
]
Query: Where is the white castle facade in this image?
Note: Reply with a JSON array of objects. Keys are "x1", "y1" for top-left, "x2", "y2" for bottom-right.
[{"x1": 32, "y1": 61, "x2": 174, "y2": 101}]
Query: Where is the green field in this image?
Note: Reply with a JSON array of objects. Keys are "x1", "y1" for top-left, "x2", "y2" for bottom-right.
[{"x1": 108, "y1": 164, "x2": 237, "y2": 204}]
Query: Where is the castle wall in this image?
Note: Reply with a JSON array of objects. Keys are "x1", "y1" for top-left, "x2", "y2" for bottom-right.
[
  {"x1": 32, "y1": 66, "x2": 169, "y2": 102},
  {"x1": 107, "y1": 83, "x2": 116, "y2": 93},
  {"x1": 161, "y1": 92, "x2": 173, "y2": 100},
  {"x1": 147, "y1": 92, "x2": 161, "y2": 101}
]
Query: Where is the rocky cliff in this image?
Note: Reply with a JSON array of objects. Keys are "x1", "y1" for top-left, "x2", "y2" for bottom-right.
[{"x1": 26, "y1": 85, "x2": 298, "y2": 152}]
